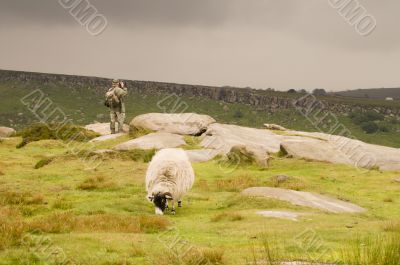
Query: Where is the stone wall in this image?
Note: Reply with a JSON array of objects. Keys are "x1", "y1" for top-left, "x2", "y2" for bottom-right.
[{"x1": 1, "y1": 69, "x2": 399, "y2": 116}]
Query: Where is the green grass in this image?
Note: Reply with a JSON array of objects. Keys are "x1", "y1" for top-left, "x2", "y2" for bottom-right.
[{"x1": 0, "y1": 135, "x2": 400, "y2": 264}]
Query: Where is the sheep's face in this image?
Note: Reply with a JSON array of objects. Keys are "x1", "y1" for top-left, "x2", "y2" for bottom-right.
[{"x1": 151, "y1": 192, "x2": 172, "y2": 215}]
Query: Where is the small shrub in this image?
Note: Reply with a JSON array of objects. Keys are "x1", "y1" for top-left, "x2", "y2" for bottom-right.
[
  {"x1": 16, "y1": 123, "x2": 99, "y2": 148},
  {"x1": 211, "y1": 212, "x2": 244, "y2": 222},
  {"x1": 361, "y1": 121, "x2": 379, "y2": 134},
  {"x1": 233, "y1": 110, "x2": 244, "y2": 119},
  {"x1": 34, "y1": 158, "x2": 53, "y2": 169}
]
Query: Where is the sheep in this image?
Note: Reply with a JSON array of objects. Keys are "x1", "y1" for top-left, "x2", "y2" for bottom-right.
[{"x1": 146, "y1": 148, "x2": 195, "y2": 215}]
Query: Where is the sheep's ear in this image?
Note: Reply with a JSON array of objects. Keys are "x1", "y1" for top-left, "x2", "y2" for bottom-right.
[
  {"x1": 148, "y1": 196, "x2": 154, "y2": 202},
  {"x1": 165, "y1": 193, "x2": 173, "y2": 200}
]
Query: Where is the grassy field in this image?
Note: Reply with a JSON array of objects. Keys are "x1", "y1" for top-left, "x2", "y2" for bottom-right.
[{"x1": 0, "y1": 133, "x2": 399, "y2": 264}]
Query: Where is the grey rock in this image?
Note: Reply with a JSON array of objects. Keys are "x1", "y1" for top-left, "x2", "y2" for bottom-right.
[
  {"x1": 0, "y1": 126, "x2": 16, "y2": 137},
  {"x1": 242, "y1": 187, "x2": 366, "y2": 213},
  {"x1": 114, "y1": 132, "x2": 185, "y2": 151},
  {"x1": 185, "y1": 149, "x2": 219, "y2": 163},
  {"x1": 130, "y1": 113, "x2": 216, "y2": 136}
]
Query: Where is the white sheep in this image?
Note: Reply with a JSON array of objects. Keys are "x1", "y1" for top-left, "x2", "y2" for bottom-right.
[{"x1": 146, "y1": 148, "x2": 195, "y2": 215}]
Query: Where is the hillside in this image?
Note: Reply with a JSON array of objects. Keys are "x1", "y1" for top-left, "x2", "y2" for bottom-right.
[
  {"x1": 0, "y1": 69, "x2": 400, "y2": 148},
  {"x1": 332, "y1": 87, "x2": 400, "y2": 100}
]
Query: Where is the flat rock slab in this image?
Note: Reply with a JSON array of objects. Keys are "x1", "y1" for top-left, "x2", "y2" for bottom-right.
[
  {"x1": 201, "y1": 123, "x2": 286, "y2": 155},
  {"x1": 85, "y1": 123, "x2": 129, "y2": 136},
  {"x1": 0, "y1": 126, "x2": 16, "y2": 137},
  {"x1": 185, "y1": 149, "x2": 219, "y2": 163},
  {"x1": 114, "y1": 132, "x2": 185, "y2": 151},
  {"x1": 242, "y1": 187, "x2": 366, "y2": 213},
  {"x1": 256, "y1": 210, "x2": 310, "y2": 221},
  {"x1": 130, "y1": 113, "x2": 216, "y2": 135},
  {"x1": 280, "y1": 139, "x2": 351, "y2": 165},
  {"x1": 89, "y1": 133, "x2": 126, "y2": 143}
]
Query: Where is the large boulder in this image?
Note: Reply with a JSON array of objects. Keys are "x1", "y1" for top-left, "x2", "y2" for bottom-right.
[
  {"x1": 242, "y1": 187, "x2": 366, "y2": 213},
  {"x1": 227, "y1": 145, "x2": 269, "y2": 168},
  {"x1": 201, "y1": 123, "x2": 285, "y2": 155},
  {"x1": 85, "y1": 123, "x2": 129, "y2": 136},
  {"x1": 280, "y1": 138, "x2": 351, "y2": 165},
  {"x1": 130, "y1": 113, "x2": 216, "y2": 136},
  {"x1": 114, "y1": 132, "x2": 185, "y2": 151},
  {"x1": 0, "y1": 126, "x2": 16, "y2": 137},
  {"x1": 185, "y1": 149, "x2": 219, "y2": 163}
]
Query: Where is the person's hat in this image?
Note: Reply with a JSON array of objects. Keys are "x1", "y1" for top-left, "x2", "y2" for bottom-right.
[{"x1": 112, "y1": 79, "x2": 120, "y2": 84}]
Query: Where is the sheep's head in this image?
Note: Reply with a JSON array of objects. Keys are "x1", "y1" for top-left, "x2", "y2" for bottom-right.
[{"x1": 149, "y1": 192, "x2": 173, "y2": 215}]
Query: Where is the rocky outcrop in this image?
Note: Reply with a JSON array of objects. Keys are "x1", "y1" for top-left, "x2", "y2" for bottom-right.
[
  {"x1": 185, "y1": 149, "x2": 219, "y2": 163},
  {"x1": 85, "y1": 123, "x2": 129, "y2": 136},
  {"x1": 201, "y1": 123, "x2": 284, "y2": 154},
  {"x1": 227, "y1": 145, "x2": 269, "y2": 168},
  {"x1": 242, "y1": 187, "x2": 366, "y2": 213},
  {"x1": 114, "y1": 132, "x2": 185, "y2": 151},
  {"x1": 130, "y1": 113, "x2": 215, "y2": 136},
  {"x1": 0, "y1": 126, "x2": 16, "y2": 137}
]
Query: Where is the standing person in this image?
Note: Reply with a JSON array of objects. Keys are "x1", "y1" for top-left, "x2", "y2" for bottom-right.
[{"x1": 105, "y1": 79, "x2": 128, "y2": 134}]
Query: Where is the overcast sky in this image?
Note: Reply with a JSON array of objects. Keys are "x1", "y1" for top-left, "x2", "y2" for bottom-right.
[{"x1": 0, "y1": 0, "x2": 399, "y2": 91}]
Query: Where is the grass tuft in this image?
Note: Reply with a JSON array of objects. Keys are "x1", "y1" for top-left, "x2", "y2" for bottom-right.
[
  {"x1": 341, "y1": 233, "x2": 400, "y2": 265},
  {"x1": 216, "y1": 174, "x2": 260, "y2": 192},
  {"x1": 77, "y1": 175, "x2": 117, "y2": 190},
  {"x1": 16, "y1": 123, "x2": 99, "y2": 148},
  {"x1": 28, "y1": 212, "x2": 169, "y2": 234},
  {"x1": 382, "y1": 220, "x2": 400, "y2": 232},
  {"x1": 155, "y1": 247, "x2": 225, "y2": 265},
  {"x1": 211, "y1": 212, "x2": 244, "y2": 222}
]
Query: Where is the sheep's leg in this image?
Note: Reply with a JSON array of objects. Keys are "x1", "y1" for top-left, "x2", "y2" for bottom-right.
[
  {"x1": 171, "y1": 201, "x2": 176, "y2": 215},
  {"x1": 178, "y1": 200, "x2": 182, "y2": 208}
]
